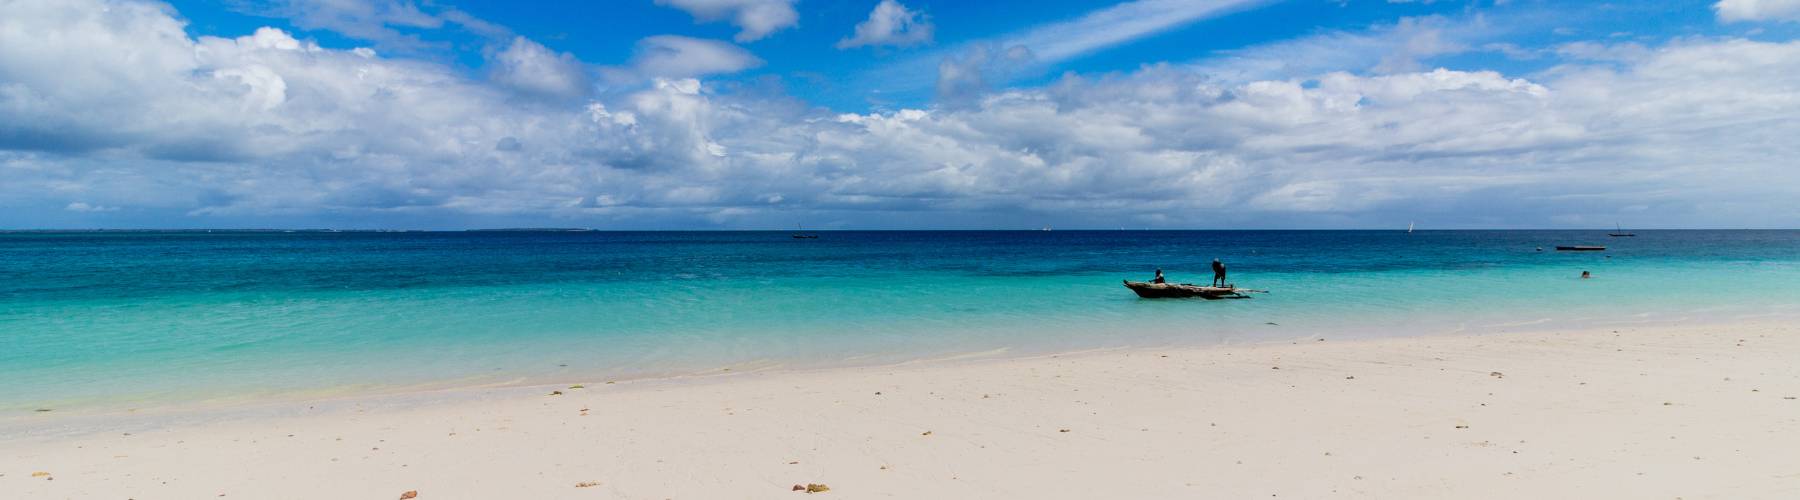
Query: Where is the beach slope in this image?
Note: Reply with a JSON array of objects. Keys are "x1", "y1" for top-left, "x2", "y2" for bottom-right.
[{"x1": 5, "y1": 322, "x2": 1799, "y2": 499}]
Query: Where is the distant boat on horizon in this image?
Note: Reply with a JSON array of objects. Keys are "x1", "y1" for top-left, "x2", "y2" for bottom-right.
[
  {"x1": 1609, "y1": 223, "x2": 1635, "y2": 237},
  {"x1": 1408, "y1": 221, "x2": 1414, "y2": 233},
  {"x1": 792, "y1": 224, "x2": 818, "y2": 239}
]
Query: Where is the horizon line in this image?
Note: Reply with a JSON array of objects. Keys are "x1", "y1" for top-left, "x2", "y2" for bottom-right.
[{"x1": 1, "y1": 228, "x2": 1794, "y2": 233}]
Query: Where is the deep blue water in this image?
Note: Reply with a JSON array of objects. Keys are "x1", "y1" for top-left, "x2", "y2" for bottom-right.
[{"x1": 3, "y1": 230, "x2": 1798, "y2": 414}]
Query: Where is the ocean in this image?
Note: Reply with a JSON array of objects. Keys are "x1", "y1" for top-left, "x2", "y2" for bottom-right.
[{"x1": 3, "y1": 230, "x2": 1798, "y2": 415}]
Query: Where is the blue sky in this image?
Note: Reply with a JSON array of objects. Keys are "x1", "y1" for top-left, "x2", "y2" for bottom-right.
[
  {"x1": 4, "y1": 0, "x2": 1800, "y2": 229},
  {"x1": 179, "y1": 1, "x2": 1781, "y2": 110}
]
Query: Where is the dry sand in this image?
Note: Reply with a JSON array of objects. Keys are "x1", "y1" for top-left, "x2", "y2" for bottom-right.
[{"x1": 5, "y1": 322, "x2": 1799, "y2": 499}]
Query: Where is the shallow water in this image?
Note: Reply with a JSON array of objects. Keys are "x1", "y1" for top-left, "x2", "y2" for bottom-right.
[{"x1": 3, "y1": 230, "x2": 1797, "y2": 413}]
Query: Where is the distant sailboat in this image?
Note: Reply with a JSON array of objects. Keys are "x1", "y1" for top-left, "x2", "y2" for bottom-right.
[
  {"x1": 1407, "y1": 221, "x2": 1414, "y2": 233},
  {"x1": 792, "y1": 224, "x2": 818, "y2": 239},
  {"x1": 1608, "y1": 223, "x2": 1635, "y2": 237}
]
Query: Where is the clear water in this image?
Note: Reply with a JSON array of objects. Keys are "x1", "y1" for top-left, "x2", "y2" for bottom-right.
[{"x1": 3, "y1": 230, "x2": 1797, "y2": 414}]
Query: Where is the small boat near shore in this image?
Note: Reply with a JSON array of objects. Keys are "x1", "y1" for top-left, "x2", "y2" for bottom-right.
[
  {"x1": 1556, "y1": 245, "x2": 1606, "y2": 251},
  {"x1": 1123, "y1": 280, "x2": 1264, "y2": 299}
]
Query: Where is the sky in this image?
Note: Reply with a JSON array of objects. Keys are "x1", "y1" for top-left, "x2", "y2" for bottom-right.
[{"x1": 2, "y1": 0, "x2": 1799, "y2": 230}]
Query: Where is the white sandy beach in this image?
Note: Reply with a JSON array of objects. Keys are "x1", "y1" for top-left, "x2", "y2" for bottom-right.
[{"x1": 5, "y1": 322, "x2": 1799, "y2": 499}]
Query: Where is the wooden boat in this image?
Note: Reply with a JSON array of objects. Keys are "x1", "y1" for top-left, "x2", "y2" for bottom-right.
[
  {"x1": 1608, "y1": 223, "x2": 1635, "y2": 237},
  {"x1": 1555, "y1": 245, "x2": 1606, "y2": 251},
  {"x1": 1123, "y1": 280, "x2": 1263, "y2": 299},
  {"x1": 792, "y1": 224, "x2": 818, "y2": 239}
]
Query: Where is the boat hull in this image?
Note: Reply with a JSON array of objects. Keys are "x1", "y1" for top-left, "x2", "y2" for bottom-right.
[
  {"x1": 1556, "y1": 246, "x2": 1606, "y2": 251},
  {"x1": 1123, "y1": 280, "x2": 1248, "y2": 299}
]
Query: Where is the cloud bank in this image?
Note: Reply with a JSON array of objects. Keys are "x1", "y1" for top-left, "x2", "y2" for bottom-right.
[{"x1": 2, "y1": 0, "x2": 1798, "y2": 229}]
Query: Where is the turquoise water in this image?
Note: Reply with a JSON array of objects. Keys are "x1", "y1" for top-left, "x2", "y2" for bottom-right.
[{"x1": 3, "y1": 230, "x2": 1798, "y2": 414}]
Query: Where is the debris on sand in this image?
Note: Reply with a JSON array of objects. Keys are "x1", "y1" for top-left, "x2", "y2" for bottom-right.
[
  {"x1": 399, "y1": 491, "x2": 418, "y2": 499},
  {"x1": 1455, "y1": 425, "x2": 1469, "y2": 429},
  {"x1": 1059, "y1": 429, "x2": 1071, "y2": 433},
  {"x1": 569, "y1": 384, "x2": 585, "y2": 389},
  {"x1": 549, "y1": 390, "x2": 563, "y2": 396},
  {"x1": 793, "y1": 485, "x2": 806, "y2": 491},
  {"x1": 921, "y1": 430, "x2": 933, "y2": 436},
  {"x1": 806, "y1": 483, "x2": 831, "y2": 493},
  {"x1": 34, "y1": 408, "x2": 51, "y2": 412},
  {"x1": 1489, "y1": 372, "x2": 1504, "y2": 379},
  {"x1": 575, "y1": 481, "x2": 600, "y2": 488},
  {"x1": 31, "y1": 471, "x2": 50, "y2": 478}
]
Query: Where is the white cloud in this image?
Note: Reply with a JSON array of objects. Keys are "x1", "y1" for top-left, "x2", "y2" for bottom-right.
[
  {"x1": 1003, "y1": 0, "x2": 1266, "y2": 64},
  {"x1": 838, "y1": 0, "x2": 934, "y2": 49},
  {"x1": 1716, "y1": 0, "x2": 1800, "y2": 23},
  {"x1": 490, "y1": 36, "x2": 591, "y2": 99},
  {"x1": 1197, "y1": 15, "x2": 1492, "y2": 83},
  {"x1": 935, "y1": 44, "x2": 1034, "y2": 104},
  {"x1": 621, "y1": 35, "x2": 765, "y2": 79},
  {"x1": 4, "y1": 0, "x2": 1800, "y2": 229},
  {"x1": 868, "y1": 0, "x2": 1265, "y2": 101},
  {"x1": 654, "y1": 0, "x2": 799, "y2": 42},
  {"x1": 238, "y1": 0, "x2": 509, "y2": 52},
  {"x1": 65, "y1": 202, "x2": 119, "y2": 213}
]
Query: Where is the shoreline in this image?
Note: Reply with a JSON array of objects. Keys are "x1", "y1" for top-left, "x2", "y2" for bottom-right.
[
  {"x1": 6, "y1": 319, "x2": 1800, "y2": 498},
  {"x1": 8, "y1": 308, "x2": 1790, "y2": 431}
]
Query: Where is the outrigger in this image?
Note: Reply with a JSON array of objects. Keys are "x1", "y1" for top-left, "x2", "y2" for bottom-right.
[{"x1": 1122, "y1": 280, "x2": 1266, "y2": 300}]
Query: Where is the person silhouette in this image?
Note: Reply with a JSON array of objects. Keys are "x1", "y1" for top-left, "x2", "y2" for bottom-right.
[
  {"x1": 1211, "y1": 259, "x2": 1227, "y2": 287},
  {"x1": 1153, "y1": 268, "x2": 1166, "y2": 284}
]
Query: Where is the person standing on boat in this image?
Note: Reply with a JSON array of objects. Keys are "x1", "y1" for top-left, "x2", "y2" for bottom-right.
[
  {"x1": 1153, "y1": 268, "x2": 1166, "y2": 284},
  {"x1": 1211, "y1": 259, "x2": 1227, "y2": 287}
]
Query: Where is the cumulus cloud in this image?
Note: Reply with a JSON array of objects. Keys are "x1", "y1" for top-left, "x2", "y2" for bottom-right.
[
  {"x1": 4, "y1": 0, "x2": 1800, "y2": 229},
  {"x1": 838, "y1": 0, "x2": 934, "y2": 49},
  {"x1": 490, "y1": 36, "x2": 591, "y2": 99},
  {"x1": 1716, "y1": 0, "x2": 1800, "y2": 22},
  {"x1": 654, "y1": 0, "x2": 799, "y2": 42}
]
